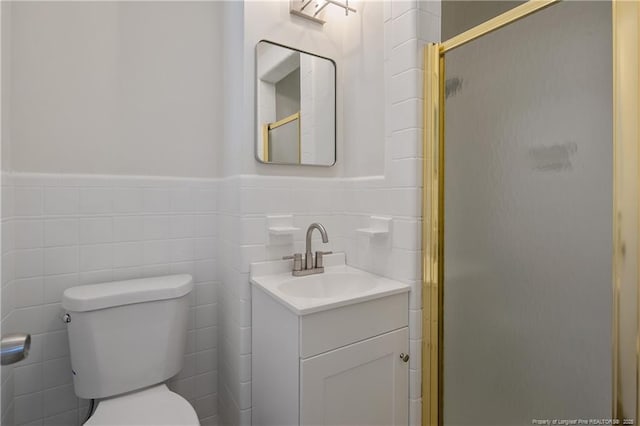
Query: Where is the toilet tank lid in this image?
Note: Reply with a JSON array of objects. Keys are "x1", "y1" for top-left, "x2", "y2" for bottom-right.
[{"x1": 62, "y1": 274, "x2": 193, "y2": 312}]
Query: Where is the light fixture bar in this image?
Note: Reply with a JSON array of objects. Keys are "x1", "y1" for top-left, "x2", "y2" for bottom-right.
[{"x1": 290, "y1": 0, "x2": 356, "y2": 25}]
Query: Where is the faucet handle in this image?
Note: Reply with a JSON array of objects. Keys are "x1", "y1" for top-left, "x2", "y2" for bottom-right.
[
  {"x1": 283, "y1": 253, "x2": 303, "y2": 271},
  {"x1": 315, "y1": 251, "x2": 333, "y2": 268}
]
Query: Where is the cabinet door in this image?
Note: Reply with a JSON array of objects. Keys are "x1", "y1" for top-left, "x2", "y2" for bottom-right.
[{"x1": 300, "y1": 327, "x2": 409, "y2": 426}]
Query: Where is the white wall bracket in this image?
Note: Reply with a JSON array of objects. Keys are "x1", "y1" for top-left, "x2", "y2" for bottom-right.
[
  {"x1": 356, "y1": 216, "x2": 392, "y2": 237},
  {"x1": 268, "y1": 215, "x2": 300, "y2": 236}
]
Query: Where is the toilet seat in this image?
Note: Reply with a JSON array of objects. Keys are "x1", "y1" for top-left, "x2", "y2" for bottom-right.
[{"x1": 84, "y1": 384, "x2": 200, "y2": 425}]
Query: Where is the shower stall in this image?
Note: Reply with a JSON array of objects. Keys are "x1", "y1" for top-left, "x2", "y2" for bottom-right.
[{"x1": 422, "y1": 1, "x2": 640, "y2": 424}]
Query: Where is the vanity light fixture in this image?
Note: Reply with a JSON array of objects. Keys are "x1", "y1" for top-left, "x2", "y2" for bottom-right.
[{"x1": 290, "y1": 0, "x2": 356, "y2": 25}]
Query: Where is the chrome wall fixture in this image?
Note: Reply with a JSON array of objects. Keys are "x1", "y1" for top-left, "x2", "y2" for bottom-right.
[
  {"x1": 289, "y1": 0, "x2": 356, "y2": 25},
  {"x1": 1, "y1": 333, "x2": 31, "y2": 365}
]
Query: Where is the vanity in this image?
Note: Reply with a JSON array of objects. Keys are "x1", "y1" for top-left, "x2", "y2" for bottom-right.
[{"x1": 250, "y1": 253, "x2": 410, "y2": 426}]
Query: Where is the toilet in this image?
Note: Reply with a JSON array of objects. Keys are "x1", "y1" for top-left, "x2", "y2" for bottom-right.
[{"x1": 62, "y1": 274, "x2": 200, "y2": 425}]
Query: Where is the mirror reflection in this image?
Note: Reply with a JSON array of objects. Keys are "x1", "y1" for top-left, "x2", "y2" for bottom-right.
[{"x1": 256, "y1": 41, "x2": 336, "y2": 166}]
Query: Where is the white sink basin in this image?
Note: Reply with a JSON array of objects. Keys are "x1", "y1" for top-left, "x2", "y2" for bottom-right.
[
  {"x1": 250, "y1": 253, "x2": 410, "y2": 315},
  {"x1": 278, "y1": 272, "x2": 379, "y2": 299}
]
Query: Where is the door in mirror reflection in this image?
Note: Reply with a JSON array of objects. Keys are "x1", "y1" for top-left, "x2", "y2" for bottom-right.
[{"x1": 255, "y1": 41, "x2": 336, "y2": 166}]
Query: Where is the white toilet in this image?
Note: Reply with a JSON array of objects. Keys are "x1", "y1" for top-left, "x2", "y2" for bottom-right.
[{"x1": 62, "y1": 274, "x2": 200, "y2": 425}]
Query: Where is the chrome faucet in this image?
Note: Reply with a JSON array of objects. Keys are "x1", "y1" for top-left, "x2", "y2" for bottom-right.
[{"x1": 283, "y1": 223, "x2": 332, "y2": 276}]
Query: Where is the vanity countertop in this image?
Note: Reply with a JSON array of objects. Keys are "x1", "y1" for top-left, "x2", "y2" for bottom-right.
[{"x1": 250, "y1": 253, "x2": 410, "y2": 315}]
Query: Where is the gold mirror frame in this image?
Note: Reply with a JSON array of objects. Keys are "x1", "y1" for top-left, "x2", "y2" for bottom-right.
[{"x1": 421, "y1": 1, "x2": 640, "y2": 424}]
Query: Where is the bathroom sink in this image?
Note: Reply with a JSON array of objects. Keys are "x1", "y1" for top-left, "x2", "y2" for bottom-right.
[
  {"x1": 250, "y1": 253, "x2": 410, "y2": 315},
  {"x1": 278, "y1": 272, "x2": 379, "y2": 299}
]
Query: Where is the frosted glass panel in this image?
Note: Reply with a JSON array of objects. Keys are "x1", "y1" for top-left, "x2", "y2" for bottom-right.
[{"x1": 442, "y1": 2, "x2": 612, "y2": 424}]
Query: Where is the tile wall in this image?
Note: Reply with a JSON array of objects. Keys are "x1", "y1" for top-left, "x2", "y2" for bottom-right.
[
  {"x1": 217, "y1": 2, "x2": 440, "y2": 425},
  {"x1": 2, "y1": 175, "x2": 16, "y2": 425},
  {"x1": 0, "y1": 172, "x2": 219, "y2": 426}
]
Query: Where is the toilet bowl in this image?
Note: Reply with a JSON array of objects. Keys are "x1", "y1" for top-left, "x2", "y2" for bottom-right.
[
  {"x1": 84, "y1": 384, "x2": 199, "y2": 426},
  {"x1": 62, "y1": 274, "x2": 200, "y2": 425}
]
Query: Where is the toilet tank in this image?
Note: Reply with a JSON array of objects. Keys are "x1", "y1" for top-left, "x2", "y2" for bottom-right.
[{"x1": 62, "y1": 274, "x2": 193, "y2": 399}]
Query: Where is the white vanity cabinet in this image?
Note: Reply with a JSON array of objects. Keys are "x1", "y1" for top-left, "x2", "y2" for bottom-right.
[
  {"x1": 251, "y1": 286, "x2": 409, "y2": 426},
  {"x1": 300, "y1": 327, "x2": 409, "y2": 426}
]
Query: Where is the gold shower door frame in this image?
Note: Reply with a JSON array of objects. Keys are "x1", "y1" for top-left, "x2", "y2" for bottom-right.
[{"x1": 421, "y1": 1, "x2": 640, "y2": 425}]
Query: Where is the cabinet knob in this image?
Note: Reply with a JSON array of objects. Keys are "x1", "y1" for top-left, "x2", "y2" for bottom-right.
[{"x1": 399, "y1": 353, "x2": 409, "y2": 362}]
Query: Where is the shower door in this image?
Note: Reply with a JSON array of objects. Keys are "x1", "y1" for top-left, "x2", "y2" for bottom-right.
[{"x1": 424, "y1": 1, "x2": 618, "y2": 424}]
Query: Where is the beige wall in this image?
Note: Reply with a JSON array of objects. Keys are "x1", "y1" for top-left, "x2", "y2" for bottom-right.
[{"x1": 2, "y1": 1, "x2": 223, "y2": 178}]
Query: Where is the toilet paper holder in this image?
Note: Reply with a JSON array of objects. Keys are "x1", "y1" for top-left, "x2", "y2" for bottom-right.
[{"x1": 1, "y1": 333, "x2": 31, "y2": 365}]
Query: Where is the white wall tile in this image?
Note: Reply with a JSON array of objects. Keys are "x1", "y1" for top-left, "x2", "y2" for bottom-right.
[
  {"x1": 43, "y1": 384, "x2": 77, "y2": 417},
  {"x1": 14, "y1": 187, "x2": 43, "y2": 217},
  {"x1": 15, "y1": 249, "x2": 43, "y2": 279},
  {"x1": 196, "y1": 327, "x2": 216, "y2": 352},
  {"x1": 391, "y1": 69, "x2": 422, "y2": 105},
  {"x1": 14, "y1": 278, "x2": 44, "y2": 308},
  {"x1": 113, "y1": 216, "x2": 143, "y2": 242},
  {"x1": 392, "y1": 0, "x2": 417, "y2": 19},
  {"x1": 384, "y1": 0, "x2": 392, "y2": 22},
  {"x1": 44, "y1": 187, "x2": 78, "y2": 215},
  {"x1": 391, "y1": 99, "x2": 421, "y2": 132},
  {"x1": 79, "y1": 188, "x2": 112, "y2": 214},
  {"x1": 79, "y1": 244, "x2": 113, "y2": 272},
  {"x1": 143, "y1": 189, "x2": 170, "y2": 212},
  {"x1": 14, "y1": 391, "x2": 44, "y2": 425},
  {"x1": 195, "y1": 304, "x2": 217, "y2": 329},
  {"x1": 143, "y1": 216, "x2": 170, "y2": 240},
  {"x1": 143, "y1": 240, "x2": 171, "y2": 265},
  {"x1": 79, "y1": 218, "x2": 112, "y2": 245},
  {"x1": 393, "y1": 8, "x2": 418, "y2": 47},
  {"x1": 391, "y1": 39, "x2": 420, "y2": 76},
  {"x1": 45, "y1": 408, "x2": 79, "y2": 426},
  {"x1": 3, "y1": 184, "x2": 15, "y2": 218},
  {"x1": 195, "y1": 260, "x2": 217, "y2": 283},
  {"x1": 195, "y1": 350, "x2": 217, "y2": 375},
  {"x1": 44, "y1": 219, "x2": 78, "y2": 247},
  {"x1": 43, "y1": 331, "x2": 69, "y2": 361},
  {"x1": 389, "y1": 158, "x2": 422, "y2": 188},
  {"x1": 3, "y1": 252, "x2": 16, "y2": 286},
  {"x1": 196, "y1": 189, "x2": 217, "y2": 212},
  {"x1": 79, "y1": 269, "x2": 113, "y2": 285},
  {"x1": 196, "y1": 283, "x2": 217, "y2": 306},
  {"x1": 195, "y1": 238, "x2": 217, "y2": 261},
  {"x1": 409, "y1": 309, "x2": 423, "y2": 340},
  {"x1": 170, "y1": 215, "x2": 197, "y2": 239},
  {"x1": 195, "y1": 371, "x2": 217, "y2": 398},
  {"x1": 9, "y1": 306, "x2": 45, "y2": 336},
  {"x1": 15, "y1": 363, "x2": 43, "y2": 396},
  {"x1": 171, "y1": 239, "x2": 196, "y2": 262},
  {"x1": 170, "y1": 189, "x2": 196, "y2": 212},
  {"x1": 112, "y1": 266, "x2": 142, "y2": 282},
  {"x1": 113, "y1": 188, "x2": 143, "y2": 213},
  {"x1": 44, "y1": 247, "x2": 78, "y2": 275},
  {"x1": 112, "y1": 243, "x2": 143, "y2": 268},
  {"x1": 14, "y1": 220, "x2": 43, "y2": 249},
  {"x1": 409, "y1": 398, "x2": 422, "y2": 426},
  {"x1": 391, "y1": 128, "x2": 422, "y2": 160}
]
